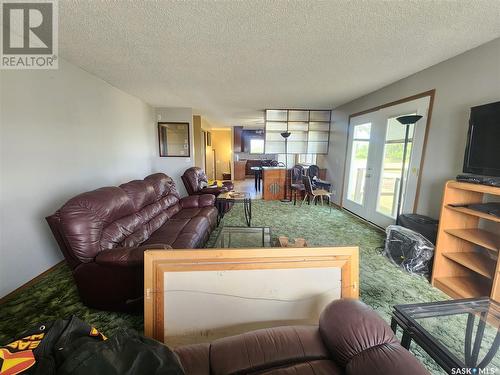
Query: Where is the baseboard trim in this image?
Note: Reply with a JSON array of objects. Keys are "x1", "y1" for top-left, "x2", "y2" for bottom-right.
[{"x1": 0, "y1": 261, "x2": 65, "y2": 305}]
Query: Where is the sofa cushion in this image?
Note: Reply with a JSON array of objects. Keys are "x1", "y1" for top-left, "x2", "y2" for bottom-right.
[
  {"x1": 60, "y1": 187, "x2": 135, "y2": 262},
  {"x1": 144, "y1": 173, "x2": 179, "y2": 199},
  {"x1": 143, "y1": 219, "x2": 190, "y2": 246},
  {"x1": 209, "y1": 326, "x2": 330, "y2": 375},
  {"x1": 259, "y1": 360, "x2": 342, "y2": 374},
  {"x1": 171, "y1": 207, "x2": 202, "y2": 220},
  {"x1": 119, "y1": 180, "x2": 156, "y2": 210}
]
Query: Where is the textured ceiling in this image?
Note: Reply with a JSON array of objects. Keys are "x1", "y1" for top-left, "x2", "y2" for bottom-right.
[{"x1": 59, "y1": 1, "x2": 500, "y2": 126}]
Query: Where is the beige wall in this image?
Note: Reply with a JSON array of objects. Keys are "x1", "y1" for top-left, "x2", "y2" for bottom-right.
[
  {"x1": 211, "y1": 129, "x2": 232, "y2": 180},
  {"x1": 0, "y1": 59, "x2": 155, "y2": 298},
  {"x1": 324, "y1": 38, "x2": 500, "y2": 218}
]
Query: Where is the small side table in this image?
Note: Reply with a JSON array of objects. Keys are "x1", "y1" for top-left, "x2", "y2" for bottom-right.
[{"x1": 215, "y1": 191, "x2": 252, "y2": 227}]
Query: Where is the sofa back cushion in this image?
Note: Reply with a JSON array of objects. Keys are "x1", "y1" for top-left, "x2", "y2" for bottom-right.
[
  {"x1": 59, "y1": 173, "x2": 180, "y2": 263},
  {"x1": 182, "y1": 167, "x2": 208, "y2": 194}
]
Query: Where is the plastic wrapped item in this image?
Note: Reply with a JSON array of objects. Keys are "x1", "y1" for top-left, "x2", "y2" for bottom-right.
[{"x1": 383, "y1": 225, "x2": 435, "y2": 277}]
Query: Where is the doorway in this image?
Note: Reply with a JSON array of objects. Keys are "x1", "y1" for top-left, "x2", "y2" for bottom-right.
[{"x1": 342, "y1": 95, "x2": 432, "y2": 227}]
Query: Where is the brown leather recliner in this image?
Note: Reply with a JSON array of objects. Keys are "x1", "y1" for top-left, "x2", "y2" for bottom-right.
[
  {"x1": 181, "y1": 167, "x2": 234, "y2": 197},
  {"x1": 174, "y1": 299, "x2": 429, "y2": 375},
  {"x1": 46, "y1": 173, "x2": 218, "y2": 312}
]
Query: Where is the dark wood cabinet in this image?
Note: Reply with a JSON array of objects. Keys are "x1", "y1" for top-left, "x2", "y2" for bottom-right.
[
  {"x1": 233, "y1": 126, "x2": 243, "y2": 152},
  {"x1": 234, "y1": 161, "x2": 246, "y2": 180}
]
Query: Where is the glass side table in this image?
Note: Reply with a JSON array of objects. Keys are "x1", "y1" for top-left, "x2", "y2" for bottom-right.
[
  {"x1": 215, "y1": 191, "x2": 252, "y2": 227},
  {"x1": 392, "y1": 298, "x2": 500, "y2": 374}
]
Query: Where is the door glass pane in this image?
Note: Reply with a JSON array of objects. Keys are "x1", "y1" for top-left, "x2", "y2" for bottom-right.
[
  {"x1": 376, "y1": 115, "x2": 415, "y2": 217},
  {"x1": 347, "y1": 123, "x2": 371, "y2": 204}
]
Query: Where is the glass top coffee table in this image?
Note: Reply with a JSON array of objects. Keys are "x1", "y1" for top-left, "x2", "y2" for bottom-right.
[
  {"x1": 391, "y1": 298, "x2": 500, "y2": 374},
  {"x1": 214, "y1": 226, "x2": 272, "y2": 248}
]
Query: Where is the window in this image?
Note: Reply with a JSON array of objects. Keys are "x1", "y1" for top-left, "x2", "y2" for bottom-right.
[
  {"x1": 250, "y1": 139, "x2": 264, "y2": 154},
  {"x1": 298, "y1": 154, "x2": 317, "y2": 165}
]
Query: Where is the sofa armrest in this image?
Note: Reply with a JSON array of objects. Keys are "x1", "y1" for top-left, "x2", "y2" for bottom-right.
[
  {"x1": 174, "y1": 343, "x2": 210, "y2": 375},
  {"x1": 319, "y1": 299, "x2": 429, "y2": 375},
  {"x1": 198, "y1": 186, "x2": 228, "y2": 195},
  {"x1": 95, "y1": 244, "x2": 171, "y2": 267},
  {"x1": 180, "y1": 194, "x2": 215, "y2": 208}
]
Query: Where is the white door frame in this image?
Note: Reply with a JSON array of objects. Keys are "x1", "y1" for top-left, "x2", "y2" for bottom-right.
[
  {"x1": 341, "y1": 90, "x2": 435, "y2": 227},
  {"x1": 342, "y1": 113, "x2": 374, "y2": 218}
]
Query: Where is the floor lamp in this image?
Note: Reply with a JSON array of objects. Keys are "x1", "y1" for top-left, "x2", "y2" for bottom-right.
[
  {"x1": 280, "y1": 131, "x2": 291, "y2": 202},
  {"x1": 395, "y1": 115, "x2": 423, "y2": 221}
]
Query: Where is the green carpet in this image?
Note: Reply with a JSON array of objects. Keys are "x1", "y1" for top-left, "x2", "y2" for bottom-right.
[{"x1": 0, "y1": 201, "x2": 453, "y2": 373}]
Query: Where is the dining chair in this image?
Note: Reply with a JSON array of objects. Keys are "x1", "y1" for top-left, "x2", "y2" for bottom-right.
[
  {"x1": 301, "y1": 175, "x2": 330, "y2": 207},
  {"x1": 290, "y1": 165, "x2": 305, "y2": 205}
]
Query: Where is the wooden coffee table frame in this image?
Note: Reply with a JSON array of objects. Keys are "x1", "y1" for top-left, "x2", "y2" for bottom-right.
[{"x1": 144, "y1": 247, "x2": 359, "y2": 342}]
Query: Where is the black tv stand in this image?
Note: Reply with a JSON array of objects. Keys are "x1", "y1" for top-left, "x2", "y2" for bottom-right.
[{"x1": 456, "y1": 174, "x2": 500, "y2": 187}]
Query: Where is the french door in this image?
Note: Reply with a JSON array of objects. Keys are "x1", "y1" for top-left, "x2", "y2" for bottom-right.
[{"x1": 343, "y1": 96, "x2": 431, "y2": 227}]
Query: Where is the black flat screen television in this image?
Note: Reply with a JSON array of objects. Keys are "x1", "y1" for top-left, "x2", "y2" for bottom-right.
[{"x1": 463, "y1": 101, "x2": 500, "y2": 177}]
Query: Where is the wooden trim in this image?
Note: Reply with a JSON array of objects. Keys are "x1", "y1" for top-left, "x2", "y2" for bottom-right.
[
  {"x1": 144, "y1": 247, "x2": 359, "y2": 342},
  {"x1": 0, "y1": 261, "x2": 64, "y2": 305},
  {"x1": 340, "y1": 89, "x2": 436, "y2": 215},
  {"x1": 348, "y1": 89, "x2": 436, "y2": 120},
  {"x1": 413, "y1": 90, "x2": 435, "y2": 212}
]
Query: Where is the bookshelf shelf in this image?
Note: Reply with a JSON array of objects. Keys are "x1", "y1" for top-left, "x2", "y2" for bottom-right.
[
  {"x1": 446, "y1": 205, "x2": 500, "y2": 223},
  {"x1": 443, "y1": 252, "x2": 496, "y2": 279}
]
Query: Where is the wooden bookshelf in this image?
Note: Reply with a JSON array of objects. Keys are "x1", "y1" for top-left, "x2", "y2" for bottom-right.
[{"x1": 431, "y1": 181, "x2": 500, "y2": 302}]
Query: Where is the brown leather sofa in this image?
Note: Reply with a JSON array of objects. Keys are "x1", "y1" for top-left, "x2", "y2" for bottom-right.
[
  {"x1": 174, "y1": 299, "x2": 429, "y2": 375},
  {"x1": 181, "y1": 167, "x2": 234, "y2": 196},
  {"x1": 46, "y1": 173, "x2": 217, "y2": 312}
]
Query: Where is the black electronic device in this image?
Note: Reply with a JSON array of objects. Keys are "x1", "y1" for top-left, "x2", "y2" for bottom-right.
[
  {"x1": 456, "y1": 174, "x2": 500, "y2": 187},
  {"x1": 467, "y1": 202, "x2": 500, "y2": 217},
  {"x1": 462, "y1": 101, "x2": 500, "y2": 177}
]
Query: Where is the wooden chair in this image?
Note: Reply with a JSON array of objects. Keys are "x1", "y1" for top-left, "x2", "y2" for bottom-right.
[
  {"x1": 301, "y1": 175, "x2": 330, "y2": 206},
  {"x1": 290, "y1": 165, "x2": 305, "y2": 205}
]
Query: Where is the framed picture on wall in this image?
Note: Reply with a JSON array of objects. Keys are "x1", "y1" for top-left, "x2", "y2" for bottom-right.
[
  {"x1": 207, "y1": 131, "x2": 212, "y2": 146},
  {"x1": 158, "y1": 122, "x2": 190, "y2": 157}
]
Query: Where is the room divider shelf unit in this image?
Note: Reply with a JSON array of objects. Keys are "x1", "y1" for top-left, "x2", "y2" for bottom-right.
[
  {"x1": 264, "y1": 109, "x2": 331, "y2": 155},
  {"x1": 431, "y1": 181, "x2": 500, "y2": 302}
]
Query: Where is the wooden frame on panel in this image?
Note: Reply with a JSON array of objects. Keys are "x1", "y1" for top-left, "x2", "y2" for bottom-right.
[{"x1": 144, "y1": 247, "x2": 358, "y2": 342}]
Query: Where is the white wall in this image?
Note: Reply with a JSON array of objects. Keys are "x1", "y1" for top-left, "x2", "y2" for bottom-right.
[
  {"x1": 153, "y1": 108, "x2": 194, "y2": 196},
  {"x1": 325, "y1": 38, "x2": 500, "y2": 218},
  {"x1": 0, "y1": 59, "x2": 156, "y2": 298}
]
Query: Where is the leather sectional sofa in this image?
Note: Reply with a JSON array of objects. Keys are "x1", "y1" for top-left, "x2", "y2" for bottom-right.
[
  {"x1": 46, "y1": 173, "x2": 217, "y2": 312},
  {"x1": 174, "y1": 299, "x2": 429, "y2": 375}
]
